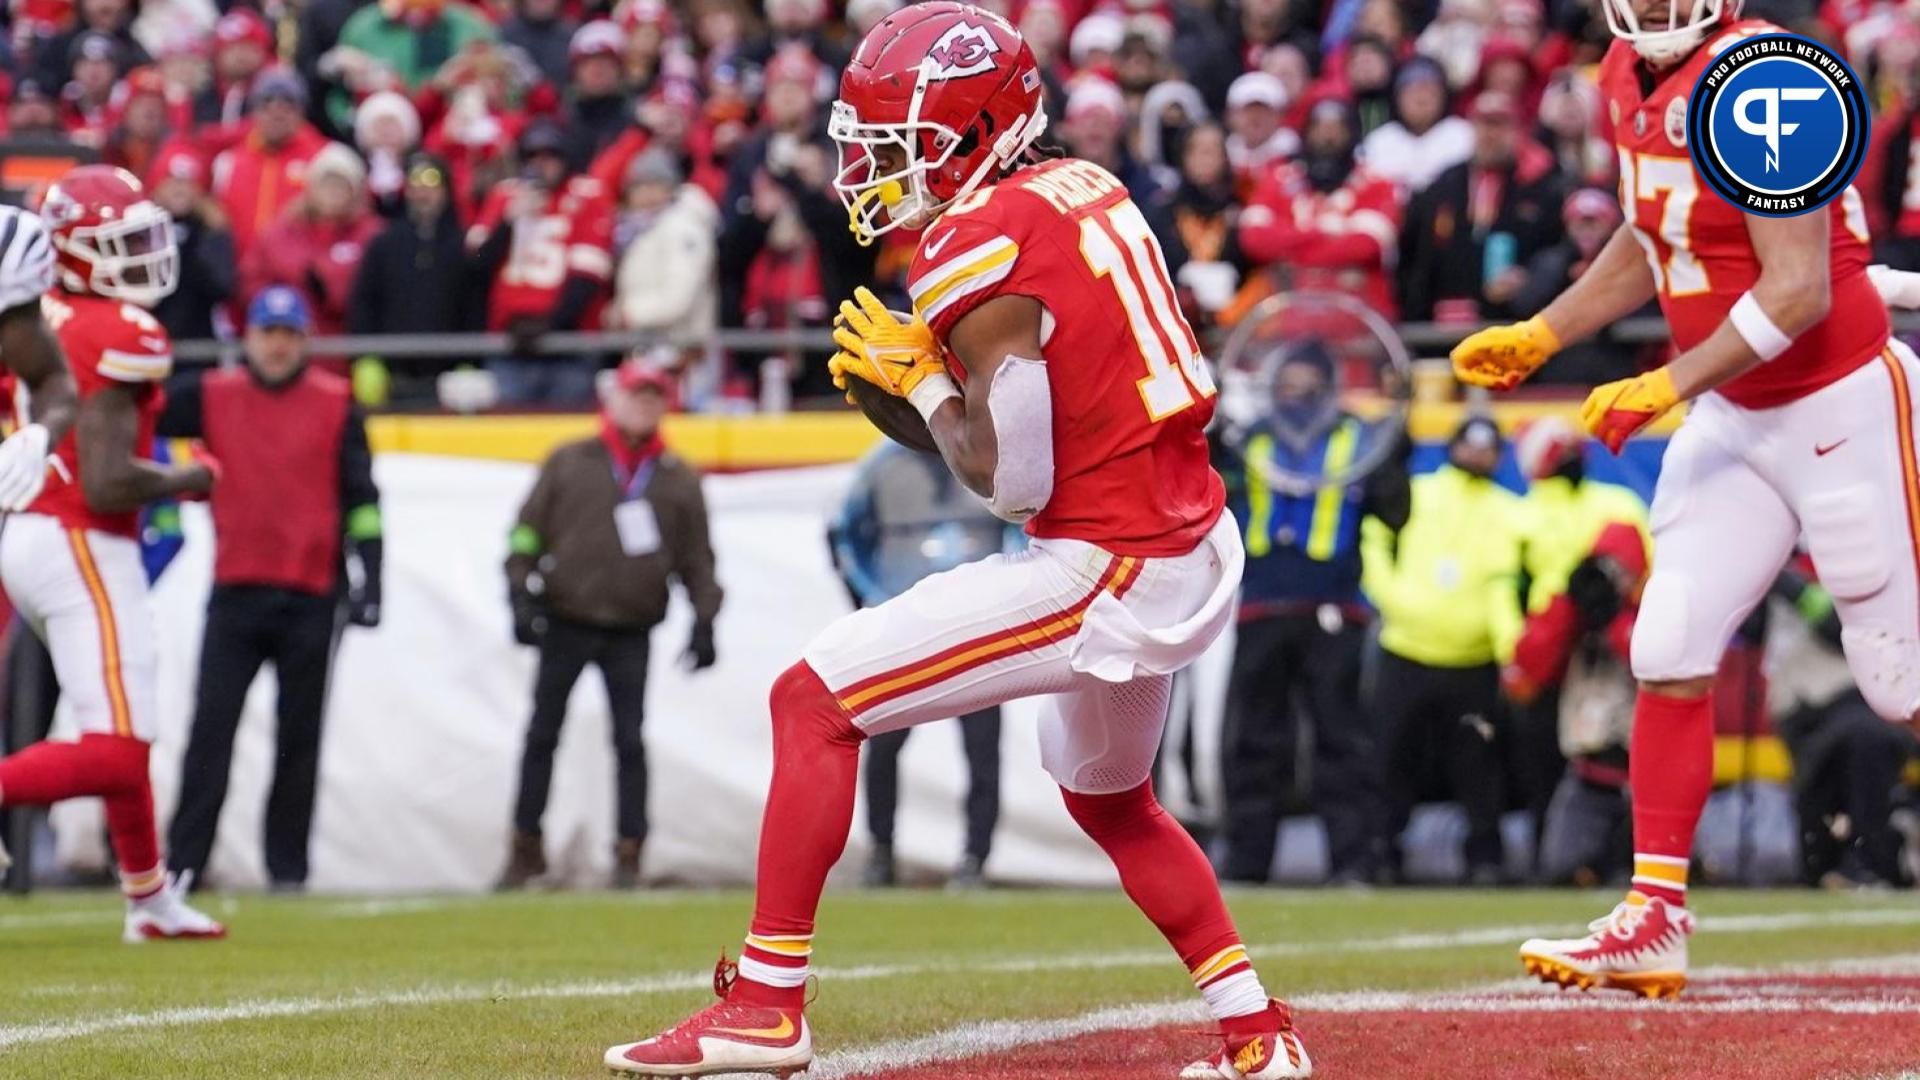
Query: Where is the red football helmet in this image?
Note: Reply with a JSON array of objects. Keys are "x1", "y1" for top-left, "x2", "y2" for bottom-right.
[
  {"x1": 830, "y1": 2, "x2": 1047, "y2": 245},
  {"x1": 40, "y1": 165, "x2": 178, "y2": 308}
]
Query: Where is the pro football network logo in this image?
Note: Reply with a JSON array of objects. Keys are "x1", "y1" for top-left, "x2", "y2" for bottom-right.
[{"x1": 1686, "y1": 33, "x2": 1868, "y2": 216}]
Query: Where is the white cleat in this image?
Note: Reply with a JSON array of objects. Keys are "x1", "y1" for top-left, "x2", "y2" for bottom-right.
[
  {"x1": 1518, "y1": 895, "x2": 1693, "y2": 999},
  {"x1": 124, "y1": 875, "x2": 227, "y2": 943},
  {"x1": 1180, "y1": 999, "x2": 1312, "y2": 1078}
]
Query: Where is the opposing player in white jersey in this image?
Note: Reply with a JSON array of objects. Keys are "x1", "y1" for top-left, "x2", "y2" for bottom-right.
[
  {"x1": 0, "y1": 200, "x2": 80, "y2": 878},
  {"x1": 1453, "y1": 0, "x2": 1917, "y2": 997},
  {"x1": 0, "y1": 166, "x2": 224, "y2": 941}
]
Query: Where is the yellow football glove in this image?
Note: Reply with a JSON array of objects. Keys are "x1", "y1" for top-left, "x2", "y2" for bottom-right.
[
  {"x1": 827, "y1": 287, "x2": 944, "y2": 400},
  {"x1": 1450, "y1": 316, "x2": 1562, "y2": 391},
  {"x1": 1580, "y1": 367, "x2": 1680, "y2": 454}
]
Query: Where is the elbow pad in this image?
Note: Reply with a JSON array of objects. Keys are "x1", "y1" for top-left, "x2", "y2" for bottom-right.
[{"x1": 986, "y1": 354, "x2": 1053, "y2": 523}]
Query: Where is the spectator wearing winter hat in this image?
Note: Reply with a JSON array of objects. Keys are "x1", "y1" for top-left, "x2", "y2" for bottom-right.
[
  {"x1": 1536, "y1": 71, "x2": 1612, "y2": 189},
  {"x1": 1224, "y1": 71, "x2": 1298, "y2": 193},
  {"x1": 466, "y1": 119, "x2": 617, "y2": 405},
  {"x1": 351, "y1": 152, "x2": 477, "y2": 390},
  {"x1": 1358, "y1": 56, "x2": 1472, "y2": 195},
  {"x1": 58, "y1": 31, "x2": 128, "y2": 145},
  {"x1": 101, "y1": 67, "x2": 187, "y2": 178},
  {"x1": 4, "y1": 77, "x2": 70, "y2": 141},
  {"x1": 149, "y1": 146, "x2": 237, "y2": 344},
  {"x1": 354, "y1": 90, "x2": 422, "y2": 218},
  {"x1": 1068, "y1": 11, "x2": 1125, "y2": 77},
  {"x1": 501, "y1": 0, "x2": 579, "y2": 88},
  {"x1": 566, "y1": 21, "x2": 633, "y2": 168},
  {"x1": 326, "y1": 0, "x2": 496, "y2": 131},
  {"x1": 213, "y1": 69, "x2": 333, "y2": 260},
  {"x1": 1399, "y1": 90, "x2": 1567, "y2": 324},
  {"x1": 1339, "y1": 34, "x2": 1398, "y2": 138},
  {"x1": 611, "y1": 149, "x2": 719, "y2": 355},
  {"x1": 240, "y1": 142, "x2": 383, "y2": 355},
  {"x1": 130, "y1": 0, "x2": 219, "y2": 70},
  {"x1": 618, "y1": 0, "x2": 682, "y2": 90},
  {"x1": 589, "y1": 79, "x2": 728, "y2": 204},
  {"x1": 1239, "y1": 96, "x2": 1401, "y2": 318},
  {"x1": 193, "y1": 9, "x2": 274, "y2": 132},
  {"x1": 1510, "y1": 189, "x2": 1647, "y2": 386},
  {"x1": 34, "y1": 0, "x2": 151, "y2": 90}
]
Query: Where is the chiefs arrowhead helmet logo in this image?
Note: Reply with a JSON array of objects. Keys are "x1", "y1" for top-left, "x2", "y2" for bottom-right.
[{"x1": 925, "y1": 21, "x2": 1001, "y2": 80}]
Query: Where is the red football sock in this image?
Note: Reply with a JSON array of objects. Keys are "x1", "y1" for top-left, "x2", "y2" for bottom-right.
[
  {"x1": 0, "y1": 734, "x2": 163, "y2": 899},
  {"x1": 1062, "y1": 780, "x2": 1267, "y2": 1020},
  {"x1": 1628, "y1": 688, "x2": 1714, "y2": 907},
  {"x1": 738, "y1": 662, "x2": 865, "y2": 1009}
]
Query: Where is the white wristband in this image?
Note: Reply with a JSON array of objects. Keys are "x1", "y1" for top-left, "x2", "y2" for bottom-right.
[
  {"x1": 907, "y1": 373, "x2": 960, "y2": 423},
  {"x1": 1729, "y1": 291, "x2": 1794, "y2": 361}
]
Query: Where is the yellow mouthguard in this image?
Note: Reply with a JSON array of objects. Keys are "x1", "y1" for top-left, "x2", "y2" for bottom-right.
[{"x1": 846, "y1": 181, "x2": 907, "y2": 246}]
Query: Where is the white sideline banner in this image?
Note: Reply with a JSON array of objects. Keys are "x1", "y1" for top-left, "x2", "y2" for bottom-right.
[{"x1": 46, "y1": 454, "x2": 1235, "y2": 893}]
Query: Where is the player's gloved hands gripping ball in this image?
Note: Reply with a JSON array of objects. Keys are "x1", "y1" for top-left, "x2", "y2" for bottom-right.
[
  {"x1": 0, "y1": 423, "x2": 54, "y2": 511},
  {"x1": 827, "y1": 287, "x2": 945, "y2": 403},
  {"x1": 1450, "y1": 316, "x2": 1562, "y2": 390},
  {"x1": 1580, "y1": 367, "x2": 1679, "y2": 454}
]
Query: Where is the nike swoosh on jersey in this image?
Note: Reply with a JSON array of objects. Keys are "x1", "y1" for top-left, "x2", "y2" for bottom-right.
[
  {"x1": 923, "y1": 229, "x2": 958, "y2": 259},
  {"x1": 707, "y1": 1016, "x2": 796, "y2": 1041},
  {"x1": 1815, "y1": 439, "x2": 1848, "y2": 456}
]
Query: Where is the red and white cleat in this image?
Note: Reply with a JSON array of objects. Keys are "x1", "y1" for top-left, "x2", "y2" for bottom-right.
[
  {"x1": 123, "y1": 875, "x2": 226, "y2": 943},
  {"x1": 1180, "y1": 999, "x2": 1312, "y2": 1079},
  {"x1": 605, "y1": 955, "x2": 812, "y2": 1077},
  {"x1": 1519, "y1": 896, "x2": 1694, "y2": 999}
]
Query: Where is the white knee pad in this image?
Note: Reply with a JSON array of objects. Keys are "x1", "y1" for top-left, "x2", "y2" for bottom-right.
[
  {"x1": 1038, "y1": 678, "x2": 1169, "y2": 793},
  {"x1": 1631, "y1": 570, "x2": 1723, "y2": 683},
  {"x1": 1801, "y1": 486, "x2": 1891, "y2": 603},
  {"x1": 1841, "y1": 622, "x2": 1920, "y2": 723}
]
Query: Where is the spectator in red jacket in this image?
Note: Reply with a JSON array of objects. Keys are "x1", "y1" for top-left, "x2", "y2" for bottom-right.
[
  {"x1": 213, "y1": 69, "x2": 335, "y2": 260},
  {"x1": 239, "y1": 143, "x2": 383, "y2": 357},
  {"x1": 1238, "y1": 96, "x2": 1401, "y2": 318},
  {"x1": 100, "y1": 67, "x2": 186, "y2": 179},
  {"x1": 193, "y1": 9, "x2": 274, "y2": 139},
  {"x1": 1504, "y1": 521, "x2": 1648, "y2": 886}
]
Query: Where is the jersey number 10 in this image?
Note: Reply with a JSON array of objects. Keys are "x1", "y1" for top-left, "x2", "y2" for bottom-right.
[{"x1": 1077, "y1": 201, "x2": 1217, "y2": 422}]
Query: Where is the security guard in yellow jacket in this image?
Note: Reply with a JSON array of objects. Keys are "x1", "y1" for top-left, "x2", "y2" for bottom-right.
[{"x1": 1361, "y1": 416, "x2": 1525, "y2": 883}]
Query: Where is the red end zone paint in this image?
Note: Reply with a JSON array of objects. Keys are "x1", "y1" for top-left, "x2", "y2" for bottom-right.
[{"x1": 866, "y1": 976, "x2": 1920, "y2": 1080}]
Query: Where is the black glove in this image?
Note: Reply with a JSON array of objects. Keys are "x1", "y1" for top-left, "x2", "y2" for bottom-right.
[
  {"x1": 512, "y1": 591, "x2": 549, "y2": 646},
  {"x1": 682, "y1": 618, "x2": 716, "y2": 671},
  {"x1": 346, "y1": 587, "x2": 382, "y2": 628},
  {"x1": 1566, "y1": 557, "x2": 1622, "y2": 633}
]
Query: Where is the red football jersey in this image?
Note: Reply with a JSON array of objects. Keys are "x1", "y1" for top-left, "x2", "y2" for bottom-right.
[
  {"x1": 467, "y1": 175, "x2": 616, "y2": 331},
  {"x1": 1597, "y1": 21, "x2": 1889, "y2": 410},
  {"x1": 905, "y1": 157, "x2": 1224, "y2": 557},
  {"x1": 26, "y1": 292, "x2": 169, "y2": 539}
]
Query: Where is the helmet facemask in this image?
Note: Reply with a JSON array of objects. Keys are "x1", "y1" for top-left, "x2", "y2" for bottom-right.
[
  {"x1": 1602, "y1": 0, "x2": 1736, "y2": 66},
  {"x1": 56, "y1": 201, "x2": 180, "y2": 308},
  {"x1": 829, "y1": 64, "x2": 1047, "y2": 246}
]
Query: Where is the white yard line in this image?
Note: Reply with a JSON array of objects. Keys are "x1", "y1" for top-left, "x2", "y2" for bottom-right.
[
  {"x1": 812, "y1": 965, "x2": 1920, "y2": 1078},
  {"x1": 3, "y1": 906, "x2": 1919, "y2": 1052}
]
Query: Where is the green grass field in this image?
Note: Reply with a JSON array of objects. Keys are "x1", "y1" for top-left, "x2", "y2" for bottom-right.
[{"x1": 3, "y1": 887, "x2": 1919, "y2": 1079}]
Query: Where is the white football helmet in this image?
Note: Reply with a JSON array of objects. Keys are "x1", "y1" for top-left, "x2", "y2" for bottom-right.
[{"x1": 1602, "y1": 0, "x2": 1742, "y2": 66}]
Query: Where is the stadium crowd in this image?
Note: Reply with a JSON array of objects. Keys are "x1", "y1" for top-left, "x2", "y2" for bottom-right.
[
  {"x1": 4, "y1": 0, "x2": 1920, "y2": 406},
  {"x1": 1, "y1": 0, "x2": 1918, "y2": 895}
]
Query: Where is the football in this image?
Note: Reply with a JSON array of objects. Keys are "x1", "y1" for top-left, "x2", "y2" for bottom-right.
[{"x1": 848, "y1": 377, "x2": 941, "y2": 455}]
